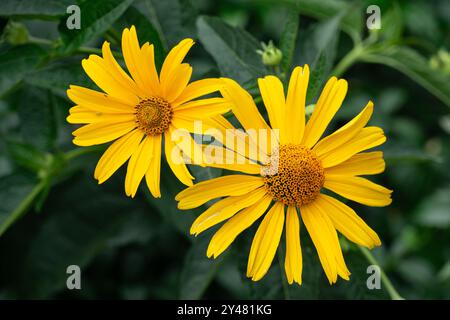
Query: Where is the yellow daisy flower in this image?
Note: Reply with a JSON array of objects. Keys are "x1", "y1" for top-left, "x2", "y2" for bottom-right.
[
  {"x1": 175, "y1": 65, "x2": 392, "y2": 284},
  {"x1": 66, "y1": 26, "x2": 230, "y2": 198}
]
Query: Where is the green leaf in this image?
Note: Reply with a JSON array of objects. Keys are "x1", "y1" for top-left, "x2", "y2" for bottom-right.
[
  {"x1": 25, "y1": 59, "x2": 93, "y2": 97},
  {"x1": 361, "y1": 46, "x2": 450, "y2": 108},
  {"x1": 16, "y1": 87, "x2": 57, "y2": 150},
  {"x1": 0, "y1": 0, "x2": 73, "y2": 18},
  {"x1": 5, "y1": 141, "x2": 48, "y2": 173},
  {"x1": 414, "y1": 187, "x2": 450, "y2": 228},
  {"x1": 303, "y1": 15, "x2": 341, "y2": 102},
  {"x1": 19, "y1": 175, "x2": 151, "y2": 298},
  {"x1": 279, "y1": 11, "x2": 299, "y2": 76},
  {"x1": 58, "y1": 0, "x2": 134, "y2": 54},
  {"x1": 179, "y1": 233, "x2": 221, "y2": 299},
  {"x1": 0, "y1": 44, "x2": 46, "y2": 97},
  {"x1": 115, "y1": 6, "x2": 165, "y2": 69},
  {"x1": 139, "y1": 0, "x2": 197, "y2": 49},
  {"x1": 0, "y1": 173, "x2": 45, "y2": 237},
  {"x1": 283, "y1": 0, "x2": 362, "y2": 42},
  {"x1": 379, "y1": 3, "x2": 404, "y2": 43},
  {"x1": 197, "y1": 15, "x2": 267, "y2": 84}
]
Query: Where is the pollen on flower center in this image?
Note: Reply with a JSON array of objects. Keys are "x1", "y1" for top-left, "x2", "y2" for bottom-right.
[
  {"x1": 135, "y1": 97, "x2": 173, "y2": 135},
  {"x1": 262, "y1": 144, "x2": 325, "y2": 206}
]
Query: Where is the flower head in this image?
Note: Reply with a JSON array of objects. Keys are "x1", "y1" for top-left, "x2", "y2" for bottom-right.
[
  {"x1": 67, "y1": 26, "x2": 230, "y2": 198},
  {"x1": 175, "y1": 65, "x2": 392, "y2": 284}
]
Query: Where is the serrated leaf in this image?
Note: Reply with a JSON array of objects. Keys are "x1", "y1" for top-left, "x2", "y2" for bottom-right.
[
  {"x1": 16, "y1": 87, "x2": 57, "y2": 150},
  {"x1": 0, "y1": 44, "x2": 46, "y2": 97},
  {"x1": 19, "y1": 174, "x2": 151, "y2": 298},
  {"x1": 197, "y1": 15, "x2": 267, "y2": 84},
  {"x1": 139, "y1": 0, "x2": 197, "y2": 49},
  {"x1": 279, "y1": 11, "x2": 299, "y2": 76},
  {"x1": 58, "y1": 0, "x2": 134, "y2": 54},
  {"x1": 361, "y1": 46, "x2": 450, "y2": 108}
]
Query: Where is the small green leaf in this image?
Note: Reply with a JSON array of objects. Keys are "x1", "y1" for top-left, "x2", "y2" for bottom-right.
[
  {"x1": 0, "y1": 44, "x2": 45, "y2": 97},
  {"x1": 414, "y1": 187, "x2": 450, "y2": 228},
  {"x1": 58, "y1": 0, "x2": 134, "y2": 54},
  {"x1": 0, "y1": 0, "x2": 73, "y2": 18},
  {"x1": 279, "y1": 11, "x2": 299, "y2": 76},
  {"x1": 179, "y1": 233, "x2": 221, "y2": 299},
  {"x1": 361, "y1": 46, "x2": 450, "y2": 108},
  {"x1": 5, "y1": 141, "x2": 48, "y2": 173},
  {"x1": 197, "y1": 15, "x2": 267, "y2": 84}
]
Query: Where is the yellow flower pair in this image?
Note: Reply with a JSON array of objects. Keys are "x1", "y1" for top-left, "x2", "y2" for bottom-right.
[{"x1": 67, "y1": 26, "x2": 392, "y2": 285}]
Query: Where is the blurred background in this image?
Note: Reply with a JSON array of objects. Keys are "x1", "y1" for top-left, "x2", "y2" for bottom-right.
[{"x1": 0, "y1": 0, "x2": 449, "y2": 299}]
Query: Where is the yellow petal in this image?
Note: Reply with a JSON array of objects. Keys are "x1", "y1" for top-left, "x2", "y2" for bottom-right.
[
  {"x1": 325, "y1": 151, "x2": 385, "y2": 176},
  {"x1": 201, "y1": 146, "x2": 262, "y2": 175},
  {"x1": 67, "y1": 106, "x2": 135, "y2": 124},
  {"x1": 314, "y1": 101, "x2": 373, "y2": 157},
  {"x1": 258, "y1": 75, "x2": 286, "y2": 142},
  {"x1": 206, "y1": 195, "x2": 272, "y2": 258},
  {"x1": 220, "y1": 78, "x2": 271, "y2": 132},
  {"x1": 121, "y1": 26, "x2": 154, "y2": 97},
  {"x1": 300, "y1": 201, "x2": 350, "y2": 284},
  {"x1": 164, "y1": 128, "x2": 194, "y2": 187},
  {"x1": 94, "y1": 129, "x2": 144, "y2": 183},
  {"x1": 168, "y1": 126, "x2": 204, "y2": 166},
  {"x1": 145, "y1": 134, "x2": 163, "y2": 198},
  {"x1": 315, "y1": 194, "x2": 381, "y2": 248},
  {"x1": 172, "y1": 78, "x2": 224, "y2": 107},
  {"x1": 320, "y1": 126, "x2": 386, "y2": 168},
  {"x1": 285, "y1": 205, "x2": 302, "y2": 285},
  {"x1": 247, "y1": 202, "x2": 285, "y2": 281},
  {"x1": 174, "y1": 97, "x2": 230, "y2": 117},
  {"x1": 176, "y1": 175, "x2": 264, "y2": 209},
  {"x1": 125, "y1": 136, "x2": 154, "y2": 198},
  {"x1": 159, "y1": 38, "x2": 194, "y2": 87},
  {"x1": 164, "y1": 63, "x2": 192, "y2": 102},
  {"x1": 191, "y1": 187, "x2": 267, "y2": 235},
  {"x1": 324, "y1": 175, "x2": 393, "y2": 207},
  {"x1": 302, "y1": 77, "x2": 348, "y2": 148},
  {"x1": 140, "y1": 42, "x2": 161, "y2": 95},
  {"x1": 72, "y1": 120, "x2": 137, "y2": 146},
  {"x1": 286, "y1": 65, "x2": 309, "y2": 144},
  {"x1": 67, "y1": 86, "x2": 135, "y2": 113}
]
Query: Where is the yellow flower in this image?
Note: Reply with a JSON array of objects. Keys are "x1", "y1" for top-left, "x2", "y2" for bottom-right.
[
  {"x1": 67, "y1": 26, "x2": 230, "y2": 198},
  {"x1": 175, "y1": 65, "x2": 392, "y2": 284}
]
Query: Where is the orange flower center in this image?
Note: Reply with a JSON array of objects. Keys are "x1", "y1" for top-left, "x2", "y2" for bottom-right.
[
  {"x1": 262, "y1": 144, "x2": 325, "y2": 206},
  {"x1": 135, "y1": 97, "x2": 173, "y2": 135}
]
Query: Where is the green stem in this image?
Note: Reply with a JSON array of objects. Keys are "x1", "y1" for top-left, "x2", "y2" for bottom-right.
[
  {"x1": 358, "y1": 246, "x2": 404, "y2": 300},
  {"x1": 332, "y1": 44, "x2": 365, "y2": 77},
  {"x1": 28, "y1": 36, "x2": 122, "y2": 58},
  {"x1": 64, "y1": 146, "x2": 102, "y2": 161},
  {"x1": 277, "y1": 246, "x2": 290, "y2": 300},
  {"x1": 0, "y1": 180, "x2": 46, "y2": 236}
]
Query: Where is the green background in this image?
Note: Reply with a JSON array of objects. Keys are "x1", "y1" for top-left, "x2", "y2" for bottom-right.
[{"x1": 0, "y1": 0, "x2": 449, "y2": 299}]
